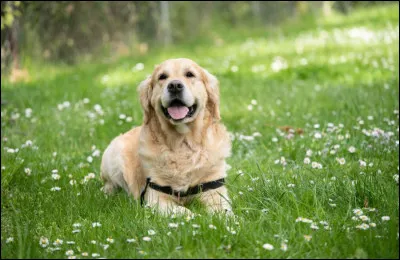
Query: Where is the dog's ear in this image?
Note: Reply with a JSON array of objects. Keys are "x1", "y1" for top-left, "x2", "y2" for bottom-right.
[
  {"x1": 202, "y1": 68, "x2": 221, "y2": 121},
  {"x1": 137, "y1": 76, "x2": 153, "y2": 124}
]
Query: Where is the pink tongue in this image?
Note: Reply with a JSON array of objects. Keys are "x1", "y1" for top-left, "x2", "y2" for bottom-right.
[{"x1": 167, "y1": 106, "x2": 189, "y2": 120}]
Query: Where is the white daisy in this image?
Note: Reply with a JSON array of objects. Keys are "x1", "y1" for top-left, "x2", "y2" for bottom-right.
[
  {"x1": 209, "y1": 224, "x2": 217, "y2": 230},
  {"x1": 24, "y1": 168, "x2": 32, "y2": 176},
  {"x1": 262, "y1": 243, "x2": 274, "y2": 250},
  {"x1": 348, "y1": 146, "x2": 356, "y2": 153},
  {"x1": 53, "y1": 238, "x2": 63, "y2": 246},
  {"x1": 39, "y1": 237, "x2": 49, "y2": 248}
]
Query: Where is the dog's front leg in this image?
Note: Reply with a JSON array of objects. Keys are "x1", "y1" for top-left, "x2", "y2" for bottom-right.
[
  {"x1": 144, "y1": 188, "x2": 193, "y2": 216},
  {"x1": 199, "y1": 186, "x2": 233, "y2": 216}
]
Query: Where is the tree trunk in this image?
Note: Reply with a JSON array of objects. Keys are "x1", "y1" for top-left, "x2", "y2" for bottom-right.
[
  {"x1": 336, "y1": 1, "x2": 352, "y2": 15},
  {"x1": 251, "y1": 1, "x2": 261, "y2": 23},
  {"x1": 160, "y1": 1, "x2": 172, "y2": 46},
  {"x1": 322, "y1": 1, "x2": 333, "y2": 16},
  {"x1": 8, "y1": 7, "x2": 20, "y2": 70}
]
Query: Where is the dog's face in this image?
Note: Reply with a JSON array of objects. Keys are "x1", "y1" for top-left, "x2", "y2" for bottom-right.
[{"x1": 138, "y1": 58, "x2": 220, "y2": 127}]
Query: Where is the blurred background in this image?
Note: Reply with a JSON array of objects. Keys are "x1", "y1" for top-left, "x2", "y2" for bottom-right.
[{"x1": 1, "y1": 1, "x2": 395, "y2": 79}]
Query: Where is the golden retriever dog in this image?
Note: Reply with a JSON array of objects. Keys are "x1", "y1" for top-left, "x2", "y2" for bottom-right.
[{"x1": 100, "y1": 58, "x2": 232, "y2": 216}]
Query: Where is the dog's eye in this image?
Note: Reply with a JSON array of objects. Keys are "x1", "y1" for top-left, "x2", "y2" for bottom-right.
[
  {"x1": 185, "y1": 71, "x2": 195, "y2": 78},
  {"x1": 158, "y1": 73, "x2": 168, "y2": 80}
]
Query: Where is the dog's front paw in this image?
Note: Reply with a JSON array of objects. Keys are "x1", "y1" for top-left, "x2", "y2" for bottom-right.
[
  {"x1": 101, "y1": 183, "x2": 115, "y2": 195},
  {"x1": 169, "y1": 206, "x2": 194, "y2": 217}
]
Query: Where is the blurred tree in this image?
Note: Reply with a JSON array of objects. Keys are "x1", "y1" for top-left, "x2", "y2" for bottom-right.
[
  {"x1": 1, "y1": 1, "x2": 22, "y2": 70},
  {"x1": 0, "y1": 0, "x2": 394, "y2": 72},
  {"x1": 160, "y1": 1, "x2": 172, "y2": 46},
  {"x1": 251, "y1": 1, "x2": 261, "y2": 24},
  {"x1": 323, "y1": 1, "x2": 334, "y2": 16},
  {"x1": 334, "y1": 1, "x2": 353, "y2": 15}
]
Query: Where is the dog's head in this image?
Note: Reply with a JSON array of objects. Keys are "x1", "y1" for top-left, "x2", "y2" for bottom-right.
[{"x1": 138, "y1": 58, "x2": 220, "y2": 129}]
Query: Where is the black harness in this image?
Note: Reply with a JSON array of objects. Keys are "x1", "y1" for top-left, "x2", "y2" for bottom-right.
[{"x1": 140, "y1": 177, "x2": 225, "y2": 206}]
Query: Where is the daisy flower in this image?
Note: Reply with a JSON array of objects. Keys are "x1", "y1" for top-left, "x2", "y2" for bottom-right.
[
  {"x1": 6, "y1": 237, "x2": 14, "y2": 243},
  {"x1": 39, "y1": 237, "x2": 49, "y2": 248},
  {"x1": 353, "y1": 209, "x2": 363, "y2": 216},
  {"x1": 356, "y1": 223, "x2": 369, "y2": 230},
  {"x1": 53, "y1": 238, "x2": 63, "y2": 246},
  {"x1": 168, "y1": 223, "x2": 179, "y2": 228},
  {"x1": 336, "y1": 158, "x2": 346, "y2": 165},
  {"x1": 393, "y1": 174, "x2": 399, "y2": 184},
  {"x1": 311, "y1": 162, "x2": 321, "y2": 169},
  {"x1": 262, "y1": 243, "x2": 274, "y2": 250},
  {"x1": 310, "y1": 223, "x2": 319, "y2": 230},
  {"x1": 51, "y1": 173, "x2": 61, "y2": 180},
  {"x1": 142, "y1": 236, "x2": 151, "y2": 241},
  {"x1": 359, "y1": 160, "x2": 367, "y2": 167},
  {"x1": 314, "y1": 132, "x2": 322, "y2": 139},
  {"x1": 382, "y1": 216, "x2": 390, "y2": 221},
  {"x1": 92, "y1": 222, "x2": 101, "y2": 228},
  {"x1": 303, "y1": 235, "x2": 312, "y2": 242},
  {"x1": 348, "y1": 146, "x2": 356, "y2": 153},
  {"x1": 148, "y1": 229, "x2": 156, "y2": 235},
  {"x1": 24, "y1": 168, "x2": 32, "y2": 176},
  {"x1": 280, "y1": 242, "x2": 288, "y2": 251}
]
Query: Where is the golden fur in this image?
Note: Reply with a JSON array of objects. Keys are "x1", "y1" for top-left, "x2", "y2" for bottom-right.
[{"x1": 100, "y1": 58, "x2": 232, "y2": 215}]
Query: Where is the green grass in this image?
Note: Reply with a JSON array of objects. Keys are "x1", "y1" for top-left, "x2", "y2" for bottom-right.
[{"x1": 1, "y1": 4, "x2": 399, "y2": 259}]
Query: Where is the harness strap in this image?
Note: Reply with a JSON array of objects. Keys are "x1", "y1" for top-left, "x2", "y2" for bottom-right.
[
  {"x1": 140, "y1": 177, "x2": 225, "y2": 207},
  {"x1": 140, "y1": 177, "x2": 151, "y2": 207}
]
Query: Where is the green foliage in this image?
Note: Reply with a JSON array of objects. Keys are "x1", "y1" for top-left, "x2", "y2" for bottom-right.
[
  {"x1": 4, "y1": 1, "x2": 394, "y2": 67},
  {"x1": 1, "y1": 1, "x2": 21, "y2": 30}
]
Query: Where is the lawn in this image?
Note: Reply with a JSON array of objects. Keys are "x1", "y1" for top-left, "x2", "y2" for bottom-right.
[{"x1": 1, "y1": 4, "x2": 399, "y2": 259}]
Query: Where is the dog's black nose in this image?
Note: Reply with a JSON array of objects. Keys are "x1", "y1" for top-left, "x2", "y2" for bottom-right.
[{"x1": 167, "y1": 80, "x2": 184, "y2": 94}]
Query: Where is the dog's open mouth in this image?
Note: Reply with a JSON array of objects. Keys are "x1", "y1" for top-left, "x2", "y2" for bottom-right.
[{"x1": 162, "y1": 99, "x2": 197, "y2": 121}]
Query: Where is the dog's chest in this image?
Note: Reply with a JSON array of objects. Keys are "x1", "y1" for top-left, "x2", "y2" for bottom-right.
[
  {"x1": 157, "y1": 142, "x2": 212, "y2": 174},
  {"x1": 140, "y1": 140, "x2": 222, "y2": 187}
]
